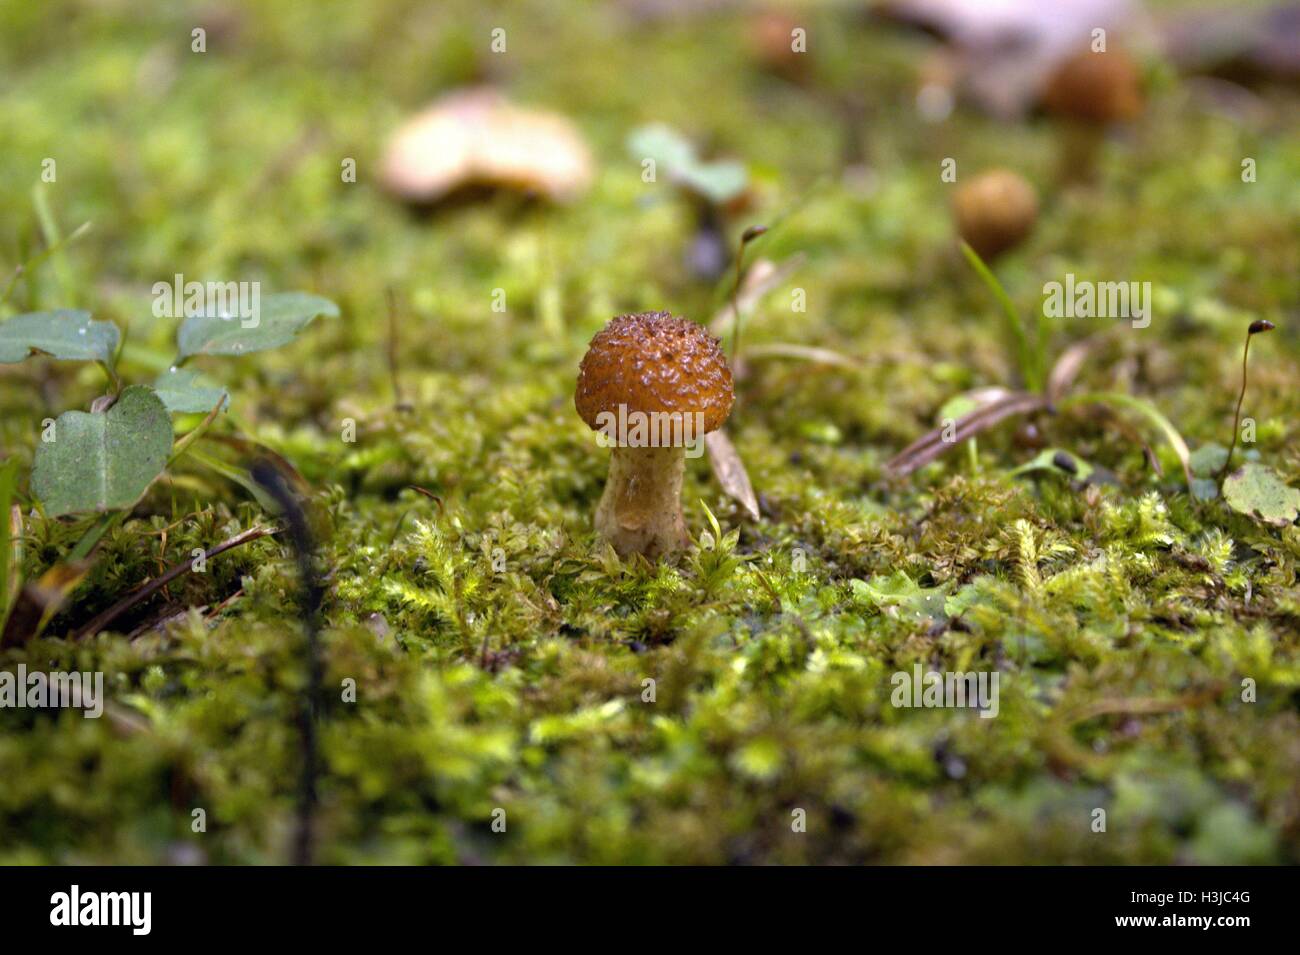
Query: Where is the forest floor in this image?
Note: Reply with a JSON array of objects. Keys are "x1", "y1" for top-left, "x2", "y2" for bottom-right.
[{"x1": 1, "y1": 1, "x2": 1298, "y2": 863}]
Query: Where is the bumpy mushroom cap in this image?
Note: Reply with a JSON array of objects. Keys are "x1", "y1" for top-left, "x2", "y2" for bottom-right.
[
  {"x1": 952, "y1": 168, "x2": 1039, "y2": 260},
  {"x1": 1043, "y1": 47, "x2": 1143, "y2": 124},
  {"x1": 575, "y1": 312, "x2": 734, "y2": 437}
]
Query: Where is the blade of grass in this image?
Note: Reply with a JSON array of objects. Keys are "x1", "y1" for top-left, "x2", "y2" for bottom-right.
[
  {"x1": 0, "y1": 220, "x2": 93, "y2": 307},
  {"x1": 68, "y1": 511, "x2": 125, "y2": 562},
  {"x1": 186, "y1": 447, "x2": 280, "y2": 511},
  {"x1": 961, "y1": 241, "x2": 1043, "y2": 392},
  {"x1": 0, "y1": 460, "x2": 18, "y2": 629},
  {"x1": 1059, "y1": 391, "x2": 1192, "y2": 488},
  {"x1": 31, "y1": 184, "x2": 77, "y2": 306},
  {"x1": 169, "y1": 398, "x2": 226, "y2": 466}
]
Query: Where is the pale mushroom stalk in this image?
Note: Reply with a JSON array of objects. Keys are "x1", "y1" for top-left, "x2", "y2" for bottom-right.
[{"x1": 594, "y1": 445, "x2": 690, "y2": 560}]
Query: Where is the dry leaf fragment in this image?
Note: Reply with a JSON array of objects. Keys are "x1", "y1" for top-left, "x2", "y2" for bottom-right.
[
  {"x1": 0, "y1": 561, "x2": 92, "y2": 648},
  {"x1": 705, "y1": 429, "x2": 760, "y2": 521}
]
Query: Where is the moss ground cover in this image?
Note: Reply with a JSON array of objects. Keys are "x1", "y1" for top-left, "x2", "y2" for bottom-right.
[{"x1": 0, "y1": 1, "x2": 1298, "y2": 864}]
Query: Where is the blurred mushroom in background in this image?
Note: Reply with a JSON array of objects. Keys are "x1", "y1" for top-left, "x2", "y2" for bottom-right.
[
  {"x1": 747, "y1": 8, "x2": 813, "y2": 84},
  {"x1": 1043, "y1": 44, "x2": 1144, "y2": 182},
  {"x1": 381, "y1": 88, "x2": 594, "y2": 205}
]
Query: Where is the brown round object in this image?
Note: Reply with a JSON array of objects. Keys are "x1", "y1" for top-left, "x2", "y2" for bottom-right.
[
  {"x1": 952, "y1": 169, "x2": 1039, "y2": 260},
  {"x1": 1043, "y1": 47, "x2": 1144, "y2": 124},
  {"x1": 748, "y1": 11, "x2": 809, "y2": 82},
  {"x1": 1013, "y1": 422, "x2": 1046, "y2": 450},
  {"x1": 575, "y1": 312, "x2": 734, "y2": 435}
]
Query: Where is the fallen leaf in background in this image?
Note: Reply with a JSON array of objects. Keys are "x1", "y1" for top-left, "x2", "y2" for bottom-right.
[
  {"x1": 879, "y1": 0, "x2": 1146, "y2": 117},
  {"x1": 1, "y1": 562, "x2": 91, "y2": 648},
  {"x1": 705, "y1": 429, "x2": 760, "y2": 521},
  {"x1": 1223, "y1": 462, "x2": 1300, "y2": 527},
  {"x1": 381, "y1": 88, "x2": 594, "y2": 204},
  {"x1": 1163, "y1": 4, "x2": 1300, "y2": 84},
  {"x1": 740, "y1": 343, "x2": 861, "y2": 370}
]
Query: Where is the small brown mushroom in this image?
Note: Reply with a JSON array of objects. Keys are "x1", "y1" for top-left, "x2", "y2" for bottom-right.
[
  {"x1": 1044, "y1": 46, "x2": 1144, "y2": 123},
  {"x1": 747, "y1": 10, "x2": 810, "y2": 84},
  {"x1": 575, "y1": 312, "x2": 735, "y2": 559},
  {"x1": 952, "y1": 168, "x2": 1039, "y2": 260},
  {"x1": 1043, "y1": 46, "x2": 1144, "y2": 182}
]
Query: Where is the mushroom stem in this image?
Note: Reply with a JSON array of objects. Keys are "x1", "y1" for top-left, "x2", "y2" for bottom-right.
[
  {"x1": 1057, "y1": 121, "x2": 1102, "y2": 185},
  {"x1": 595, "y1": 445, "x2": 690, "y2": 559}
]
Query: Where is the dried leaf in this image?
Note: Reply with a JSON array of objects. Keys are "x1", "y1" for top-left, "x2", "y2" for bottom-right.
[
  {"x1": 741, "y1": 343, "x2": 862, "y2": 370},
  {"x1": 1222, "y1": 462, "x2": 1300, "y2": 528},
  {"x1": 1046, "y1": 336, "x2": 1096, "y2": 404},
  {"x1": 0, "y1": 561, "x2": 91, "y2": 647},
  {"x1": 708, "y1": 255, "x2": 806, "y2": 336},
  {"x1": 705, "y1": 429, "x2": 759, "y2": 520}
]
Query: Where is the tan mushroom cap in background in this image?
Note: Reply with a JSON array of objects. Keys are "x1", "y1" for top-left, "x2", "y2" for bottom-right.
[
  {"x1": 1043, "y1": 47, "x2": 1144, "y2": 124},
  {"x1": 381, "y1": 88, "x2": 594, "y2": 203},
  {"x1": 575, "y1": 312, "x2": 735, "y2": 436}
]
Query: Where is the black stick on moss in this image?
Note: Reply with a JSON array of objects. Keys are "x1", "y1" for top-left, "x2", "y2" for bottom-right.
[
  {"x1": 1220, "y1": 320, "x2": 1274, "y2": 486},
  {"x1": 252, "y1": 459, "x2": 323, "y2": 866}
]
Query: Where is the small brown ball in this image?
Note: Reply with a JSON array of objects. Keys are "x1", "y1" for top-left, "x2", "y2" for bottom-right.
[{"x1": 952, "y1": 169, "x2": 1039, "y2": 260}]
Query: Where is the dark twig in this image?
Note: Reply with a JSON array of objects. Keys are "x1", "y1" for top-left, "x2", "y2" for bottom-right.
[
  {"x1": 407, "y1": 485, "x2": 444, "y2": 512},
  {"x1": 251, "y1": 460, "x2": 323, "y2": 867},
  {"x1": 886, "y1": 392, "x2": 1049, "y2": 477},
  {"x1": 72, "y1": 524, "x2": 278, "y2": 640}
]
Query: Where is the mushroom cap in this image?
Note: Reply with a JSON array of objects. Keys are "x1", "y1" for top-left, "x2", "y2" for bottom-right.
[
  {"x1": 575, "y1": 312, "x2": 735, "y2": 436},
  {"x1": 1043, "y1": 47, "x2": 1143, "y2": 124},
  {"x1": 952, "y1": 168, "x2": 1039, "y2": 260},
  {"x1": 381, "y1": 88, "x2": 593, "y2": 203}
]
